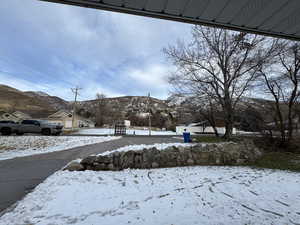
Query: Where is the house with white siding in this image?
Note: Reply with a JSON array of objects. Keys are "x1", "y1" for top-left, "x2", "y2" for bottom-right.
[
  {"x1": 176, "y1": 120, "x2": 236, "y2": 135},
  {"x1": 47, "y1": 110, "x2": 95, "y2": 129}
]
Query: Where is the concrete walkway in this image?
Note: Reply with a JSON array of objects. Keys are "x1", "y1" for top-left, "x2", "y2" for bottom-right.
[{"x1": 0, "y1": 136, "x2": 178, "y2": 212}]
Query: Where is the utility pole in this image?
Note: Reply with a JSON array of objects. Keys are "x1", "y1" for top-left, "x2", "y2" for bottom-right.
[
  {"x1": 71, "y1": 86, "x2": 82, "y2": 130},
  {"x1": 148, "y1": 92, "x2": 151, "y2": 136}
]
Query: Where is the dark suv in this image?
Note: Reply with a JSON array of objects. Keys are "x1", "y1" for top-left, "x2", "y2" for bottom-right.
[
  {"x1": 0, "y1": 120, "x2": 16, "y2": 124},
  {"x1": 0, "y1": 120, "x2": 63, "y2": 136}
]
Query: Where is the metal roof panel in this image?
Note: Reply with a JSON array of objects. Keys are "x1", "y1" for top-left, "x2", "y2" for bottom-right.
[
  {"x1": 200, "y1": 0, "x2": 230, "y2": 20},
  {"x1": 165, "y1": 0, "x2": 189, "y2": 16},
  {"x1": 183, "y1": 0, "x2": 210, "y2": 18},
  {"x1": 259, "y1": 0, "x2": 300, "y2": 30},
  {"x1": 216, "y1": 0, "x2": 249, "y2": 23},
  {"x1": 38, "y1": 0, "x2": 300, "y2": 40},
  {"x1": 230, "y1": 0, "x2": 272, "y2": 26},
  {"x1": 145, "y1": 0, "x2": 166, "y2": 12},
  {"x1": 124, "y1": 0, "x2": 147, "y2": 10},
  {"x1": 103, "y1": 0, "x2": 123, "y2": 6}
]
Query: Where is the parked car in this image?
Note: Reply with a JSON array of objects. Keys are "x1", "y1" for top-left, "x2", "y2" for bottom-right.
[
  {"x1": 0, "y1": 121, "x2": 19, "y2": 135},
  {"x1": 0, "y1": 120, "x2": 16, "y2": 124},
  {"x1": 0, "y1": 120, "x2": 63, "y2": 136}
]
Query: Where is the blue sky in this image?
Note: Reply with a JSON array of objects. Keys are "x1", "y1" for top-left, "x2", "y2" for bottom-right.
[{"x1": 0, "y1": 0, "x2": 192, "y2": 101}]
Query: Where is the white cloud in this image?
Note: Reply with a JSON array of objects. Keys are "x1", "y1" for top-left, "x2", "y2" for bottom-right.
[
  {"x1": 0, "y1": 71, "x2": 122, "y2": 101},
  {"x1": 126, "y1": 63, "x2": 172, "y2": 96},
  {"x1": 78, "y1": 82, "x2": 125, "y2": 101},
  {"x1": 130, "y1": 66, "x2": 167, "y2": 85},
  {"x1": 0, "y1": 0, "x2": 192, "y2": 100}
]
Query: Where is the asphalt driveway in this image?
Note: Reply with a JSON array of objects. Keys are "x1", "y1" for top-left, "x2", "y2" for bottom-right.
[{"x1": 0, "y1": 136, "x2": 178, "y2": 212}]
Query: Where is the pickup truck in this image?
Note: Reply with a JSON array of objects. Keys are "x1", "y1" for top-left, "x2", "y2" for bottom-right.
[{"x1": 0, "y1": 120, "x2": 63, "y2": 136}]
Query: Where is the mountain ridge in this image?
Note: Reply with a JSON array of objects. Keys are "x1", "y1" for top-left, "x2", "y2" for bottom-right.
[{"x1": 0, "y1": 84, "x2": 277, "y2": 129}]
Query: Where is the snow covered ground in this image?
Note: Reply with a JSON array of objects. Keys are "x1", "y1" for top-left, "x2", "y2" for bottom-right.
[
  {"x1": 236, "y1": 130, "x2": 260, "y2": 135},
  {"x1": 98, "y1": 142, "x2": 196, "y2": 156},
  {"x1": 76, "y1": 128, "x2": 177, "y2": 135},
  {"x1": 1, "y1": 166, "x2": 299, "y2": 225},
  {"x1": 0, "y1": 136, "x2": 121, "y2": 161}
]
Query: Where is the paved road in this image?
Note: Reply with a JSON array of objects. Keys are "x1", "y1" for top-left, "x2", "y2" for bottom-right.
[{"x1": 0, "y1": 136, "x2": 178, "y2": 213}]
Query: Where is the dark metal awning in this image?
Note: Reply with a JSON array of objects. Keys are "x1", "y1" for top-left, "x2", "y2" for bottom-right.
[{"x1": 39, "y1": 0, "x2": 300, "y2": 41}]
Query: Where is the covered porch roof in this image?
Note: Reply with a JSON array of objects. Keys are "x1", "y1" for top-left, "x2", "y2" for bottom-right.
[{"x1": 39, "y1": 0, "x2": 300, "y2": 41}]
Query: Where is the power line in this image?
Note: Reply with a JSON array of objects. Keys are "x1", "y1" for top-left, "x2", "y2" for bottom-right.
[
  {"x1": 148, "y1": 92, "x2": 152, "y2": 136},
  {"x1": 71, "y1": 86, "x2": 82, "y2": 130}
]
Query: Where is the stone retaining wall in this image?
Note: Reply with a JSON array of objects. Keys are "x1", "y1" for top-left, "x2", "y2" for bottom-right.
[{"x1": 64, "y1": 141, "x2": 263, "y2": 171}]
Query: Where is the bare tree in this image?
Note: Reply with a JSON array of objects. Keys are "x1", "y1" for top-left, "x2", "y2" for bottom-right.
[
  {"x1": 258, "y1": 41, "x2": 300, "y2": 144},
  {"x1": 164, "y1": 26, "x2": 277, "y2": 139},
  {"x1": 95, "y1": 93, "x2": 107, "y2": 127},
  {"x1": 185, "y1": 94, "x2": 220, "y2": 136},
  {"x1": 280, "y1": 43, "x2": 300, "y2": 141}
]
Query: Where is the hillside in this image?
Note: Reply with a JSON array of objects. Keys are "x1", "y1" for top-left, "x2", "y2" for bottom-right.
[
  {"x1": 24, "y1": 91, "x2": 70, "y2": 111},
  {"x1": 0, "y1": 85, "x2": 176, "y2": 125},
  {"x1": 78, "y1": 96, "x2": 172, "y2": 117},
  {"x1": 76, "y1": 96, "x2": 176, "y2": 128},
  {"x1": 0, "y1": 84, "x2": 69, "y2": 118},
  {"x1": 0, "y1": 84, "x2": 284, "y2": 130}
]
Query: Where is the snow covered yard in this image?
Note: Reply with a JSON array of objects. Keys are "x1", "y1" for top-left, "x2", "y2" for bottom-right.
[
  {"x1": 1, "y1": 166, "x2": 299, "y2": 225},
  {"x1": 0, "y1": 136, "x2": 121, "y2": 160},
  {"x1": 76, "y1": 128, "x2": 177, "y2": 136}
]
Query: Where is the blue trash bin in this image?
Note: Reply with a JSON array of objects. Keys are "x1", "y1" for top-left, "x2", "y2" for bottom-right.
[{"x1": 183, "y1": 131, "x2": 191, "y2": 143}]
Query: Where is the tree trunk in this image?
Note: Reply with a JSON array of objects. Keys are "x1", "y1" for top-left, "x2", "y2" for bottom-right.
[
  {"x1": 223, "y1": 88, "x2": 234, "y2": 140},
  {"x1": 207, "y1": 112, "x2": 219, "y2": 137},
  {"x1": 287, "y1": 105, "x2": 293, "y2": 143},
  {"x1": 224, "y1": 120, "x2": 233, "y2": 140},
  {"x1": 212, "y1": 126, "x2": 219, "y2": 137},
  {"x1": 274, "y1": 101, "x2": 286, "y2": 145},
  {"x1": 287, "y1": 79, "x2": 298, "y2": 143}
]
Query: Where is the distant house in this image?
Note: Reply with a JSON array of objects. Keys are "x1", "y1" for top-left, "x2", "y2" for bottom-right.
[
  {"x1": 47, "y1": 110, "x2": 95, "y2": 129},
  {"x1": 81, "y1": 119, "x2": 96, "y2": 128},
  {"x1": 12, "y1": 111, "x2": 31, "y2": 120},
  {"x1": 265, "y1": 118, "x2": 300, "y2": 132},
  {"x1": 124, "y1": 120, "x2": 131, "y2": 127},
  {"x1": 176, "y1": 120, "x2": 236, "y2": 135},
  {"x1": 115, "y1": 120, "x2": 131, "y2": 128},
  {"x1": 138, "y1": 112, "x2": 150, "y2": 118},
  {"x1": 0, "y1": 112, "x2": 19, "y2": 122},
  {"x1": 47, "y1": 110, "x2": 77, "y2": 129},
  {"x1": 0, "y1": 111, "x2": 31, "y2": 122}
]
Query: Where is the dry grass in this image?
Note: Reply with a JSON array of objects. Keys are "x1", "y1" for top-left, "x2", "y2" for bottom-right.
[
  {"x1": 194, "y1": 135, "x2": 300, "y2": 172},
  {"x1": 62, "y1": 129, "x2": 79, "y2": 135},
  {"x1": 248, "y1": 152, "x2": 300, "y2": 172},
  {"x1": 193, "y1": 136, "x2": 224, "y2": 143}
]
